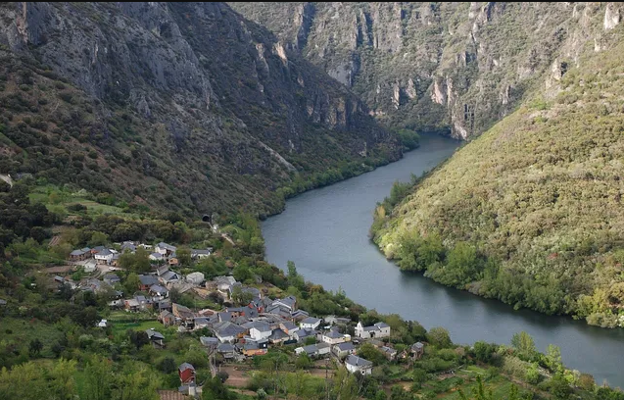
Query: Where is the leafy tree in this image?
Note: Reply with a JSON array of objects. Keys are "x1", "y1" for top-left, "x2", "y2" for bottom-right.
[
  {"x1": 88, "y1": 231, "x2": 109, "y2": 247},
  {"x1": 473, "y1": 341, "x2": 497, "y2": 363},
  {"x1": 202, "y1": 376, "x2": 236, "y2": 400},
  {"x1": 28, "y1": 339, "x2": 43, "y2": 357},
  {"x1": 511, "y1": 331, "x2": 536, "y2": 361},
  {"x1": 82, "y1": 356, "x2": 112, "y2": 400},
  {"x1": 119, "y1": 247, "x2": 150, "y2": 273},
  {"x1": 125, "y1": 273, "x2": 140, "y2": 295},
  {"x1": 177, "y1": 246, "x2": 192, "y2": 266},
  {"x1": 231, "y1": 285, "x2": 253, "y2": 306},
  {"x1": 358, "y1": 343, "x2": 386, "y2": 365},
  {"x1": 525, "y1": 363, "x2": 540, "y2": 385},
  {"x1": 427, "y1": 327, "x2": 452, "y2": 348},
  {"x1": 128, "y1": 330, "x2": 149, "y2": 350},
  {"x1": 545, "y1": 344, "x2": 562, "y2": 372},
  {"x1": 546, "y1": 373, "x2": 572, "y2": 399},
  {"x1": 158, "y1": 357, "x2": 176, "y2": 374},
  {"x1": 390, "y1": 385, "x2": 414, "y2": 400}
]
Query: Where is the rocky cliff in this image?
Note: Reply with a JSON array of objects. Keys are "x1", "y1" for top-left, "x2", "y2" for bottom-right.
[
  {"x1": 232, "y1": 2, "x2": 623, "y2": 139},
  {"x1": 0, "y1": 2, "x2": 400, "y2": 216}
]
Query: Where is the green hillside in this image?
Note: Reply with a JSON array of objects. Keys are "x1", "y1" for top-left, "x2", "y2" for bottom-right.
[{"x1": 373, "y1": 38, "x2": 624, "y2": 328}]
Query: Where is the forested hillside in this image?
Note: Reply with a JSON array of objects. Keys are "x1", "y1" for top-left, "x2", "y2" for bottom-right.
[{"x1": 372, "y1": 30, "x2": 624, "y2": 327}]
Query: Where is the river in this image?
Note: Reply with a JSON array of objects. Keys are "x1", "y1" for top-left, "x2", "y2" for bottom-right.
[{"x1": 262, "y1": 134, "x2": 624, "y2": 388}]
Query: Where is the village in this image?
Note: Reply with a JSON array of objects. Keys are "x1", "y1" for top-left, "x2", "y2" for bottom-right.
[{"x1": 52, "y1": 240, "x2": 426, "y2": 398}]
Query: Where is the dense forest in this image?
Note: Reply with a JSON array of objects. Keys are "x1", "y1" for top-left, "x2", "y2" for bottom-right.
[{"x1": 372, "y1": 37, "x2": 624, "y2": 328}]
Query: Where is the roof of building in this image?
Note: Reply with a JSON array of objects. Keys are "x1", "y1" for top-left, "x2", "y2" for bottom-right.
[
  {"x1": 251, "y1": 322, "x2": 271, "y2": 332},
  {"x1": 96, "y1": 248, "x2": 112, "y2": 256},
  {"x1": 217, "y1": 343, "x2": 235, "y2": 353},
  {"x1": 296, "y1": 329, "x2": 315, "y2": 338},
  {"x1": 191, "y1": 249, "x2": 213, "y2": 256},
  {"x1": 215, "y1": 322, "x2": 246, "y2": 338},
  {"x1": 270, "y1": 329, "x2": 289, "y2": 340},
  {"x1": 303, "y1": 344, "x2": 319, "y2": 354},
  {"x1": 381, "y1": 346, "x2": 397, "y2": 354},
  {"x1": 70, "y1": 249, "x2": 88, "y2": 256},
  {"x1": 375, "y1": 322, "x2": 390, "y2": 329},
  {"x1": 150, "y1": 252, "x2": 164, "y2": 260},
  {"x1": 335, "y1": 342, "x2": 356, "y2": 351},
  {"x1": 324, "y1": 330, "x2": 344, "y2": 339},
  {"x1": 161, "y1": 271, "x2": 179, "y2": 281},
  {"x1": 346, "y1": 355, "x2": 373, "y2": 368},
  {"x1": 178, "y1": 362, "x2": 194, "y2": 372},
  {"x1": 146, "y1": 328, "x2": 165, "y2": 340},
  {"x1": 412, "y1": 342, "x2": 424, "y2": 350},
  {"x1": 139, "y1": 275, "x2": 159, "y2": 286},
  {"x1": 301, "y1": 317, "x2": 321, "y2": 324},
  {"x1": 157, "y1": 242, "x2": 177, "y2": 251},
  {"x1": 281, "y1": 321, "x2": 298, "y2": 331},
  {"x1": 104, "y1": 273, "x2": 120, "y2": 281},
  {"x1": 200, "y1": 337, "x2": 219, "y2": 346},
  {"x1": 150, "y1": 284, "x2": 168, "y2": 294}
]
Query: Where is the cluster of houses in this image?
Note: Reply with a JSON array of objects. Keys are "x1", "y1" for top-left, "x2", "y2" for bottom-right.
[
  {"x1": 66, "y1": 240, "x2": 426, "y2": 385},
  {"x1": 69, "y1": 241, "x2": 213, "y2": 269}
]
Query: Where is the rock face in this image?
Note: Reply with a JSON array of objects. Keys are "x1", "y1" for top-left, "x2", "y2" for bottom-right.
[
  {"x1": 232, "y1": 2, "x2": 624, "y2": 139},
  {"x1": 0, "y1": 2, "x2": 400, "y2": 215}
]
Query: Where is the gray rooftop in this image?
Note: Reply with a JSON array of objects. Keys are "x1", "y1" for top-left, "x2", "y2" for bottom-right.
[
  {"x1": 335, "y1": 342, "x2": 356, "y2": 351},
  {"x1": 346, "y1": 355, "x2": 373, "y2": 368}
]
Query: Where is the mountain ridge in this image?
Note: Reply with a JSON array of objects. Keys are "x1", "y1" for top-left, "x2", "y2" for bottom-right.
[{"x1": 0, "y1": 2, "x2": 401, "y2": 217}]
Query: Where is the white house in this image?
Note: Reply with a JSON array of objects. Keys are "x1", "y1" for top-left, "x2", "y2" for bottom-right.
[
  {"x1": 191, "y1": 248, "x2": 212, "y2": 259},
  {"x1": 155, "y1": 242, "x2": 177, "y2": 256},
  {"x1": 94, "y1": 248, "x2": 114, "y2": 265},
  {"x1": 83, "y1": 260, "x2": 98, "y2": 273},
  {"x1": 296, "y1": 343, "x2": 331, "y2": 357},
  {"x1": 300, "y1": 317, "x2": 322, "y2": 330},
  {"x1": 249, "y1": 322, "x2": 272, "y2": 341},
  {"x1": 345, "y1": 355, "x2": 373, "y2": 375},
  {"x1": 355, "y1": 322, "x2": 391, "y2": 339},
  {"x1": 332, "y1": 342, "x2": 356, "y2": 358},
  {"x1": 160, "y1": 271, "x2": 181, "y2": 285},
  {"x1": 186, "y1": 272, "x2": 205, "y2": 286},
  {"x1": 321, "y1": 330, "x2": 351, "y2": 345},
  {"x1": 149, "y1": 252, "x2": 164, "y2": 262}
]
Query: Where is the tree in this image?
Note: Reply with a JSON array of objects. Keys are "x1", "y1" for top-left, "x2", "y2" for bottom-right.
[
  {"x1": 473, "y1": 341, "x2": 497, "y2": 363},
  {"x1": 29, "y1": 339, "x2": 43, "y2": 357},
  {"x1": 202, "y1": 376, "x2": 235, "y2": 400},
  {"x1": 128, "y1": 330, "x2": 149, "y2": 350},
  {"x1": 125, "y1": 273, "x2": 140, "y2": 295},
  {"x1": 82, "y1": 356, "x2": 112, "y2": 400},
  {"x1": 547, "y1": 373, "x2": 572, "y2": 400},
  {"x1": 390, "y1": 385, "x2": 414, "y2": 400},
  {"x1": 231, "y1": 285, "x2": 253, "y2": 306},
  {"x1": 119, "y1": 247, "x2": 150, "y2": 273},
  {"x1": 545, "y1": 344, "x2": 562, "y2": 372},
  {"x1": 511, "y1": 331, "x2": 536, "y2": 361},
  {"x1": 177, "y1": 246, "x2": 192, "y2": 266},
  {"x1": 88, "y1": 231, "x2": 109, "y2": 247},
  {"x1": 158, "y1": 357, "x2": 177, "y2": 374},
  {"x1": 427, "y1": 327, "x2": 452, "y2": 348},
  {"x1": 358, "y1": 343, "x2": 386, "y2": 365},
  {"x1": 525, "y1": 363, "x2": 540, "y2": 385}
]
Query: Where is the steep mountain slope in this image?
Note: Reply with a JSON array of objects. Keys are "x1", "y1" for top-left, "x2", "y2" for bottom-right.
[
  {"x1": 232, "y1": 2, "x2": 621, "y2": 139},
  {"x1": 372, "y1": 14, "x2": 624, "y2": 327},
  {"x1": 0, "y1": 2, "x2": 400, "y2": 216}
]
